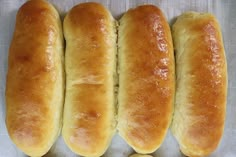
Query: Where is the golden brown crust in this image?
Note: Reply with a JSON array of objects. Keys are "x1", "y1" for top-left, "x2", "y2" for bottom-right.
[
  {"x1": 171, "y1": 12, "x2": 227, "y2": 157},
  {"x1": 5, "y1": 0, "x2": 64, "y2": 156},
  {"x1": 117, "y1": 5, "x2": 175, "y2": 153},
  {"x1": 62, "y1": 2, "x2": 116, "y2": 156}
]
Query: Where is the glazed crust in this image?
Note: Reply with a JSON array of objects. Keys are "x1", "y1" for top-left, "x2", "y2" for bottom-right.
[
  {"x1": 171, "y1": 12, "x2": 227, "y2": 157},
  {"x1": 5, "y1": 0, "x2": 64, "y2": 156},
  {"x1": 118, "y1": 5, "x2": 175, "y2": 153},
  {"x1": 62, "y1": 2, "x2": 116, "y2": 156}
]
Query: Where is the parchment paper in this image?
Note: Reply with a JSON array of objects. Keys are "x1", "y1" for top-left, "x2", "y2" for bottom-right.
[{"x1": 0, "y1": 0, "x2": 235, "y2": 156}]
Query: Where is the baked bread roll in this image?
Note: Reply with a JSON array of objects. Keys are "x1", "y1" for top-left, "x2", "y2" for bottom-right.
[
  {"x1": 62, "y1": 2, "x2": 116, "y2": 156},
  {"x1": 5, "y1": 0, "x2": 64, "y2": 156},
  {"x1": 117, "y1": 5, "x2": 175, "y2": 153},
  {"x1": 171, "y1": 12, "x2": 227, "y2": 157}
]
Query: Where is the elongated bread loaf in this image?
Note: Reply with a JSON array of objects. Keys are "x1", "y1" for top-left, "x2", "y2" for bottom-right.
[
  {"x1": 5, "y1": 0, "x2": 64, "y2": 156},
  {"x1": 118, "y1": 5, "x2": 175, "y2": 153},
  {"x1": 62, "y1": 3, "x2": 116, "y2": 156},
  {"x1": 171, "y1": 12, "x2": 227, "y2": 157}
]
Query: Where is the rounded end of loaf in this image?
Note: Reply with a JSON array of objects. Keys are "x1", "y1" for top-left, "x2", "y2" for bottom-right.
[
  {"x1": 117, "y1": 132, "x2": 162, "y2": 154},
  {"x1": 63, "y1": 2, "x2": 114, "y2": 39},
  {"x1": 6, "y1": 118, "x2": 57, "y2": 156},
  {"x1": 118, "y1": 4, "x2": 174, "y2": 154},
  {"x1": 180, "y1": 146, "x2": 216, "y2": 157},
  {"x1": 123, "y1": 4, "x2": 164, "y2": 16},
  {"x1": 17, "y1": 0, "x2": 59, "y2": 18},
  {"x1": 62, "y1": 131, "x2": 111, "y2": 157}
]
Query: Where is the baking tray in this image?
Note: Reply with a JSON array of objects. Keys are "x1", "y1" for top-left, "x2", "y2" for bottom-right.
[{"x1": 0, "y1": 0, "x2": 235, "y2": 156}]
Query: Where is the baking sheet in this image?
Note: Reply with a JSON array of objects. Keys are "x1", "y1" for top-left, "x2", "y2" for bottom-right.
[{"x1": 0, "y1": 0, "x2": 235, "y2": 156}]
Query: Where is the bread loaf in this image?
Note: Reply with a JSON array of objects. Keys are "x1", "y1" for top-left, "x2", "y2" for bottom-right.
[
  {"x1": 62, "y1": 2, "x2": 116, "y2": 156},
  {"x1": 5, "y1": 0, "x2": 64, "y2": 156},
  {"x1": 171, "y1": 12, "x2": 227, "y2": 157},
  {"x1": 117, "y1": 5, "x2": 175, "y2": 153}
]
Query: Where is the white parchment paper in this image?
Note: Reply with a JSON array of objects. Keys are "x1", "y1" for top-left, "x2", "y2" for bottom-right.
[{"x1": 0, "y1": 0, "x2": 235, "y2": 157}]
